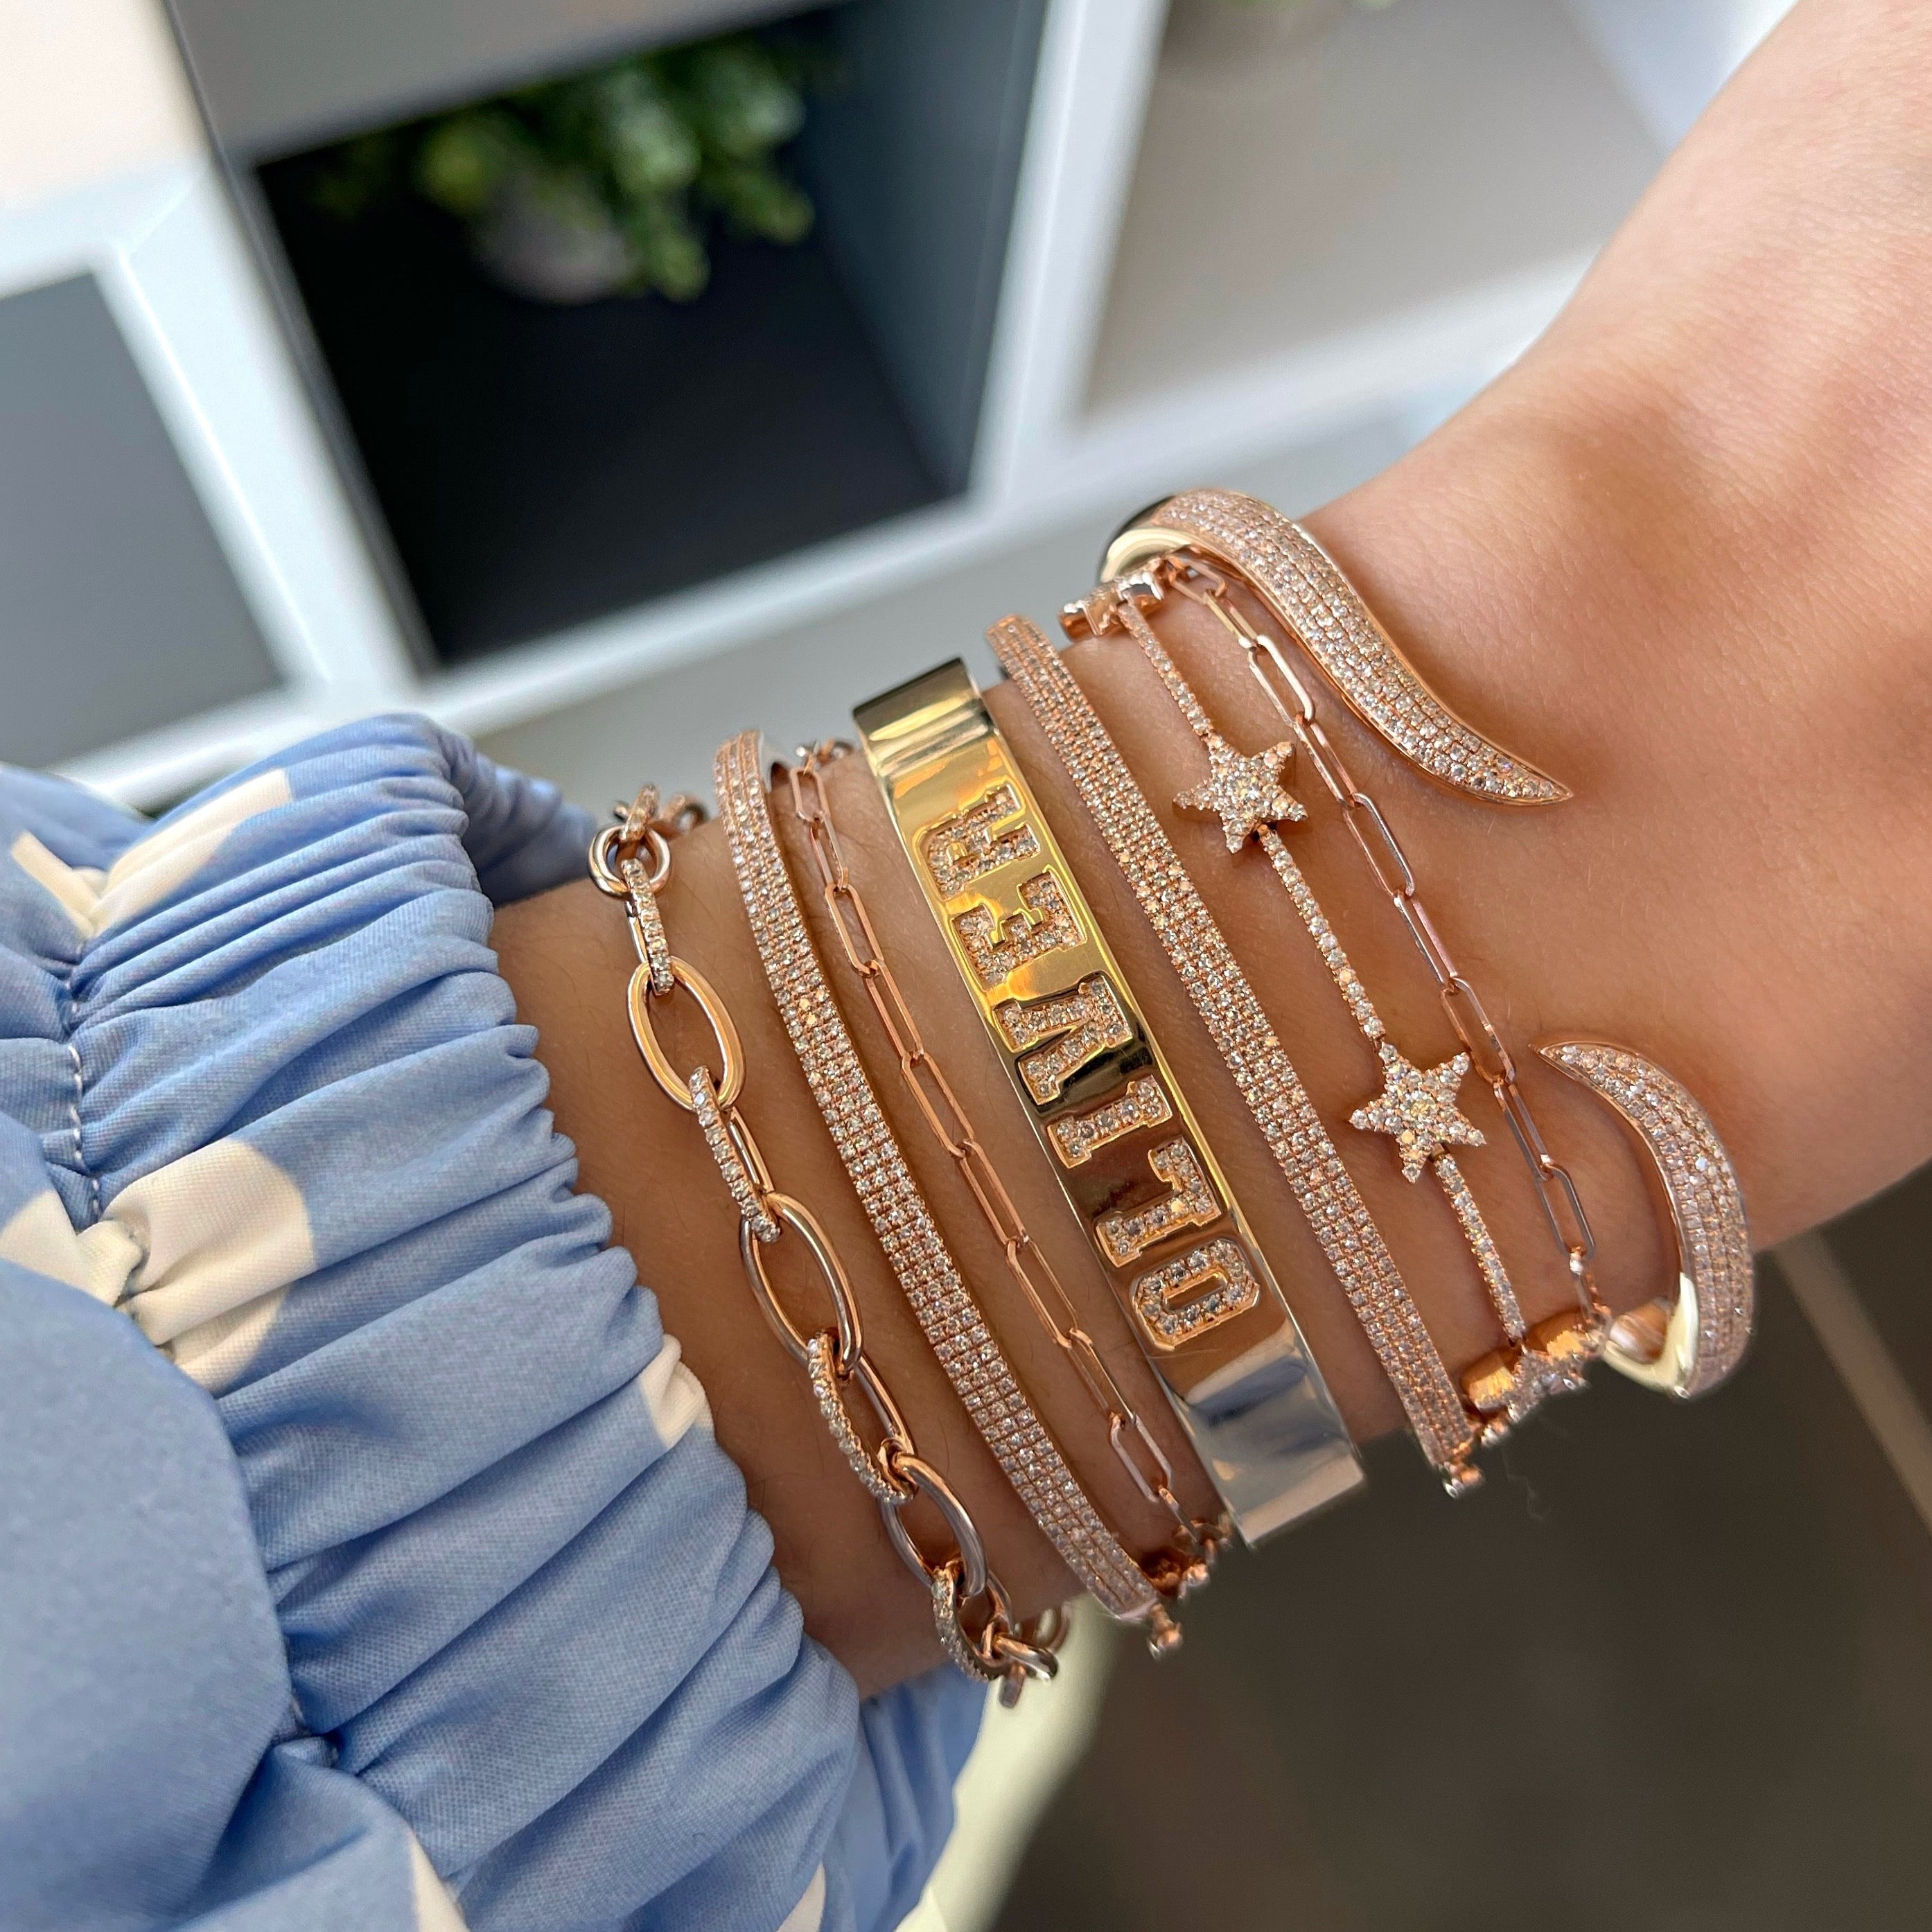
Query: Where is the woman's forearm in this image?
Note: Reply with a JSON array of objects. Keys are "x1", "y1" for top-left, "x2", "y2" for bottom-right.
[{"x1": 1319, "y1": 0, "x2": 1932, "y2": 1241}]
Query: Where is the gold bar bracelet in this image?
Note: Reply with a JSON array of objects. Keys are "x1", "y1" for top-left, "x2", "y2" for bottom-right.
[{"x1": 855, "y1": 660, "x2": 1363, "y2": 1543}]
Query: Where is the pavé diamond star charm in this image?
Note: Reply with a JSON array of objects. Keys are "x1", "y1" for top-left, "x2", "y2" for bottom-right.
[
  {"x1": 1349, "y1": 1041, "x2": 1485, "y2": 1183},
  {"x1": 1175, "y1": 735, "x2": 1306, "y2": 852}
]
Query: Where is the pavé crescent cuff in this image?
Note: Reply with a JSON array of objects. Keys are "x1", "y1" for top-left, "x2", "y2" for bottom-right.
[
  {"x1": 1102, "y1": 489, "x2": 1755, "y2": 1400},
  {"x1": 855, "y1": 660, "x2": 1364, "y2": 1541}
]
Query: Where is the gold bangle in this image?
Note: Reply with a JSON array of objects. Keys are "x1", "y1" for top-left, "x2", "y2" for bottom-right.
[
  {"x1": 1102, "y1": 489, "x2": 1754, "y2": 1398},
  {"x1": 714, "y1": 731, "x2": 1164, "y2": 1624},
  {"x1": 853, "y1": 662, "x2": 1367, "y2": 1535},
  {"x1": 985, "y1": 617, "x2": 1484, "y2": 1488},
  {"x1": 590, "y1": 787, "x2": 1058, "y2": 1701}
]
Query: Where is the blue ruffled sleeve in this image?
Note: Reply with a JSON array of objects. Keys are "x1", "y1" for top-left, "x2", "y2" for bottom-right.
[{"x1": 0, "y1": 715, "x2": 983, "y2": 1932}]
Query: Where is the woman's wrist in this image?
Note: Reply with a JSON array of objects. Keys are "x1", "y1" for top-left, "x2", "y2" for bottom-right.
[
  {"x1": 1315, "y1": 340, "x2": 1932, "y2": 1247},
  {"x1": 486, "y1": 410, "x2": 1689, "y2": 1684},
  {"x1": 491, "y1": 310, "x2": 1928, "y2": 1686}
]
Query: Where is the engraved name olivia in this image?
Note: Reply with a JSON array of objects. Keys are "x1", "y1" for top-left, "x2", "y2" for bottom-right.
[{"x1": 918, "y1": 780, "x2": 1261, "y2": 1349}]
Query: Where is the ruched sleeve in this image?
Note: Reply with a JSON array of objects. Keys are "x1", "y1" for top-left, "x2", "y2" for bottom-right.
[{"x1": 0, "y1": 716, "x2": 985, "y2": 1932}]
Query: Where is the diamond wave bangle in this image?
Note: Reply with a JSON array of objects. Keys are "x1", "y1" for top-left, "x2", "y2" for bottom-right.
[{"x1": 1102, "y1": 487, "x2": 1569, "y2": 805}]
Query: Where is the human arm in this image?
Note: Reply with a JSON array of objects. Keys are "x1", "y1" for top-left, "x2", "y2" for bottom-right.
[{"x1": 493, "y1": 0, "x2": 1932, "y2": 1692}]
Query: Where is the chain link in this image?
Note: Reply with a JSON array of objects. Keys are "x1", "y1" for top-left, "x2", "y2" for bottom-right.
[
  {"x1": 592, "y1": 787, "x2": 1059, "y2": 1697},
  {"x1": 1160, "y1": 557, "x2": 1606, "y2": 1315},
  {"x1": 787, "y1": 749, "x2": 1223, "y2": 1577}
]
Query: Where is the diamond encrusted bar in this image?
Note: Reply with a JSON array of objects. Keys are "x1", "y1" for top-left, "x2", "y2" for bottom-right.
[
  {"x1": 1114, "y1": 490, "x2": 1569, "y2": 805},
  {"x1": 805, "y1": 1333, "x2": 902, "y2": 1502},
  {"x1": 689, "y1": 1067, "x2": 782, "y2": 1245},
  {"x1": 1095, "y1": 1140, "x2": 1220, "y2": 1267},
  {"x1": 1133, "y1": 1239, "x2": 1263, "y2": 1350},
  {"x1": 621, "y1": 852, "x2": 676, "y2": 996},
  {"x1": 922, "y1": 782, "x2": 1042, "y2": 896},
  {"x1": 1538, "y1": 1041, "x2": 1754, "y2": 1395},
  {"x1": 990, "y1": 617, "x2": 1478, "y2": 1473},
  {"x1": 1048, "y1": 1074, "x2": 1174, "y2": 1168},
  {"x1": 714, "y1": 732, "x2": 1158, "y2": 1619},
  {"x1": 1434, "y1": 1155, "x2": 1523, "y2": 1342},
  {"x1": 1258, "y1": 827, "x2": 1383, "y2": 1039}
]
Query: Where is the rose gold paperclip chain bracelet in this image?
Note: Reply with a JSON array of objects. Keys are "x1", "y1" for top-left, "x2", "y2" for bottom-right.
[
  {"x1": 1068, "y1": 561, "x2": 1611, "y2": 1437},
  {"x1": 717, "y1": 730, "x2": 1161, "y2": 1631},
  {"x1": 1082, "y1": 552, "x2": 1607, "y2": 1430},
  {"x1": 590, "y1": 787, "x2": 1060, "y2": 1703},
  {"x1": 786, "y1": 742, "x2": 1224, "y2": 1637}
]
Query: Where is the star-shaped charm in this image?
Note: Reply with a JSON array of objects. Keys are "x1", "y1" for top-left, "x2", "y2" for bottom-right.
[
  {"x1": 1349, "y1": 1041, "x2": 1485, "y2": 1183},
  {"x1": 1175, "y1": 736, "x2": 1306, "y2": 852}
]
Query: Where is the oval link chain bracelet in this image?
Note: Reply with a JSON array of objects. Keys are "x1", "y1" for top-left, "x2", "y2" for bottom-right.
[{"x1": 590, "y1": 787, "x2": 1061, "y2": 1702}]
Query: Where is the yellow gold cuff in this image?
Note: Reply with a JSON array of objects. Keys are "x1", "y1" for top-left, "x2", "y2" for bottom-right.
[{"x1": 855, "y1": 660, "x2": 1364, "y2": 1543}]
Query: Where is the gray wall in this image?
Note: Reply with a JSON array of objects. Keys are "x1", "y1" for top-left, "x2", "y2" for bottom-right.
[
  {"x1": 798, "y1": 0, "x2": 1048, "y2": 493},
  {"x1": 478, "y1": 416, "x2": 1412, "y2": 807},
  {"x1": 0, "y1": 274, "x2": 279, "y2": 769},
  {"x1": 166, "y1": 0, "x2": 811, "y2": 156}
]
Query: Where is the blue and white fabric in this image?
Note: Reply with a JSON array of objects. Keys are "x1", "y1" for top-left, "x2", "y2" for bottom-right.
[{"x1": 0, "y1": 715, "x2": 983, "y2": 1931}]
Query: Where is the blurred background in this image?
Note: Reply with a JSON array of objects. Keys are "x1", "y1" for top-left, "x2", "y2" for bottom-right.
[{"x1": 6, "y1": 1, "x2": 1930, "y2": 1926}]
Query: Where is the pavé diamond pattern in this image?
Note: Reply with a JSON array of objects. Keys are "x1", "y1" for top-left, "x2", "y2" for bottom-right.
[
  {"x1": 990, "y1": 619, "x2": 1477, "y2": 1472},
  {"x1": 1132, "y1": 1238, "x2": 1264, "y2": 1350},
  {"x1": 1540, "y1": 1041, "x2": 1754, "y2": 1396},
  {"x1": 1048, "y1": 1074, "x2": 1174, "y2": 1169},
  {"x1": 717, "y1": 732, "x2": 1157, "y2": 1617},
  {"x1": 1145, "y1": 490, "x2": 1570, "y2": 805},
  {"x1": 1095, "y1": 1139, "x2": 1220, "y2": 1267},
  {"x1": 995, "y1": 974, "x2": 1134, "y2": 1105},
  {"x1": 921, "y1": 781, "x2": 1042, "y2": 897},
  {"x1": 954, "y1": 870, "x2": 1081, "y2": 988}
]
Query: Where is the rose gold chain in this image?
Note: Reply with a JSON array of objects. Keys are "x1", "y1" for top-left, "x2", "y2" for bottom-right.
[
  {"x1": 1157, "y1": 556, "x2": 1610, "y2": 1323},
  {"x1": 716, "y1": 732, "x2": 1167, "y2": 1631},
  {"x1": 591, "y1": 785, "x2": 1060, "y2": 1702},
  {"x1": 785, "y1": 743, "x2": 1224, "y2": 1595}
]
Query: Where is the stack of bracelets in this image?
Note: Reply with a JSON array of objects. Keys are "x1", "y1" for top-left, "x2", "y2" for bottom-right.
[{"x1": 592, "y1": 487, "x2": 1757, "y2": 1706}]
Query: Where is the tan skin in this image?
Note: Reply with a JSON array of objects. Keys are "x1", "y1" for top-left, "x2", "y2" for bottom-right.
[{"x1": 495, "y1": 0, "x2": 1932, "y2": 1697}]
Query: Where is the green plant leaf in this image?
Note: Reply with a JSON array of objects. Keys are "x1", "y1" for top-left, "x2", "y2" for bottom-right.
[
  {"x1": 623, "y1": 198, "x2": 710, "y2": 300},
  {"x1": 597, "y1": 67, "x2": 702, "y2": 197},
  {"x1": 700, "y1": 158, "x2": 813, "y2": 245},
  {"x1": 362, "y1": 19, "x2": 827, "y2": 299},
  {"x1": 415, "y1": 110, "x2": 528, "y2": 216},
  {"x1": 674, "y1": 39, "x2": 805, "y2": 159}
]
